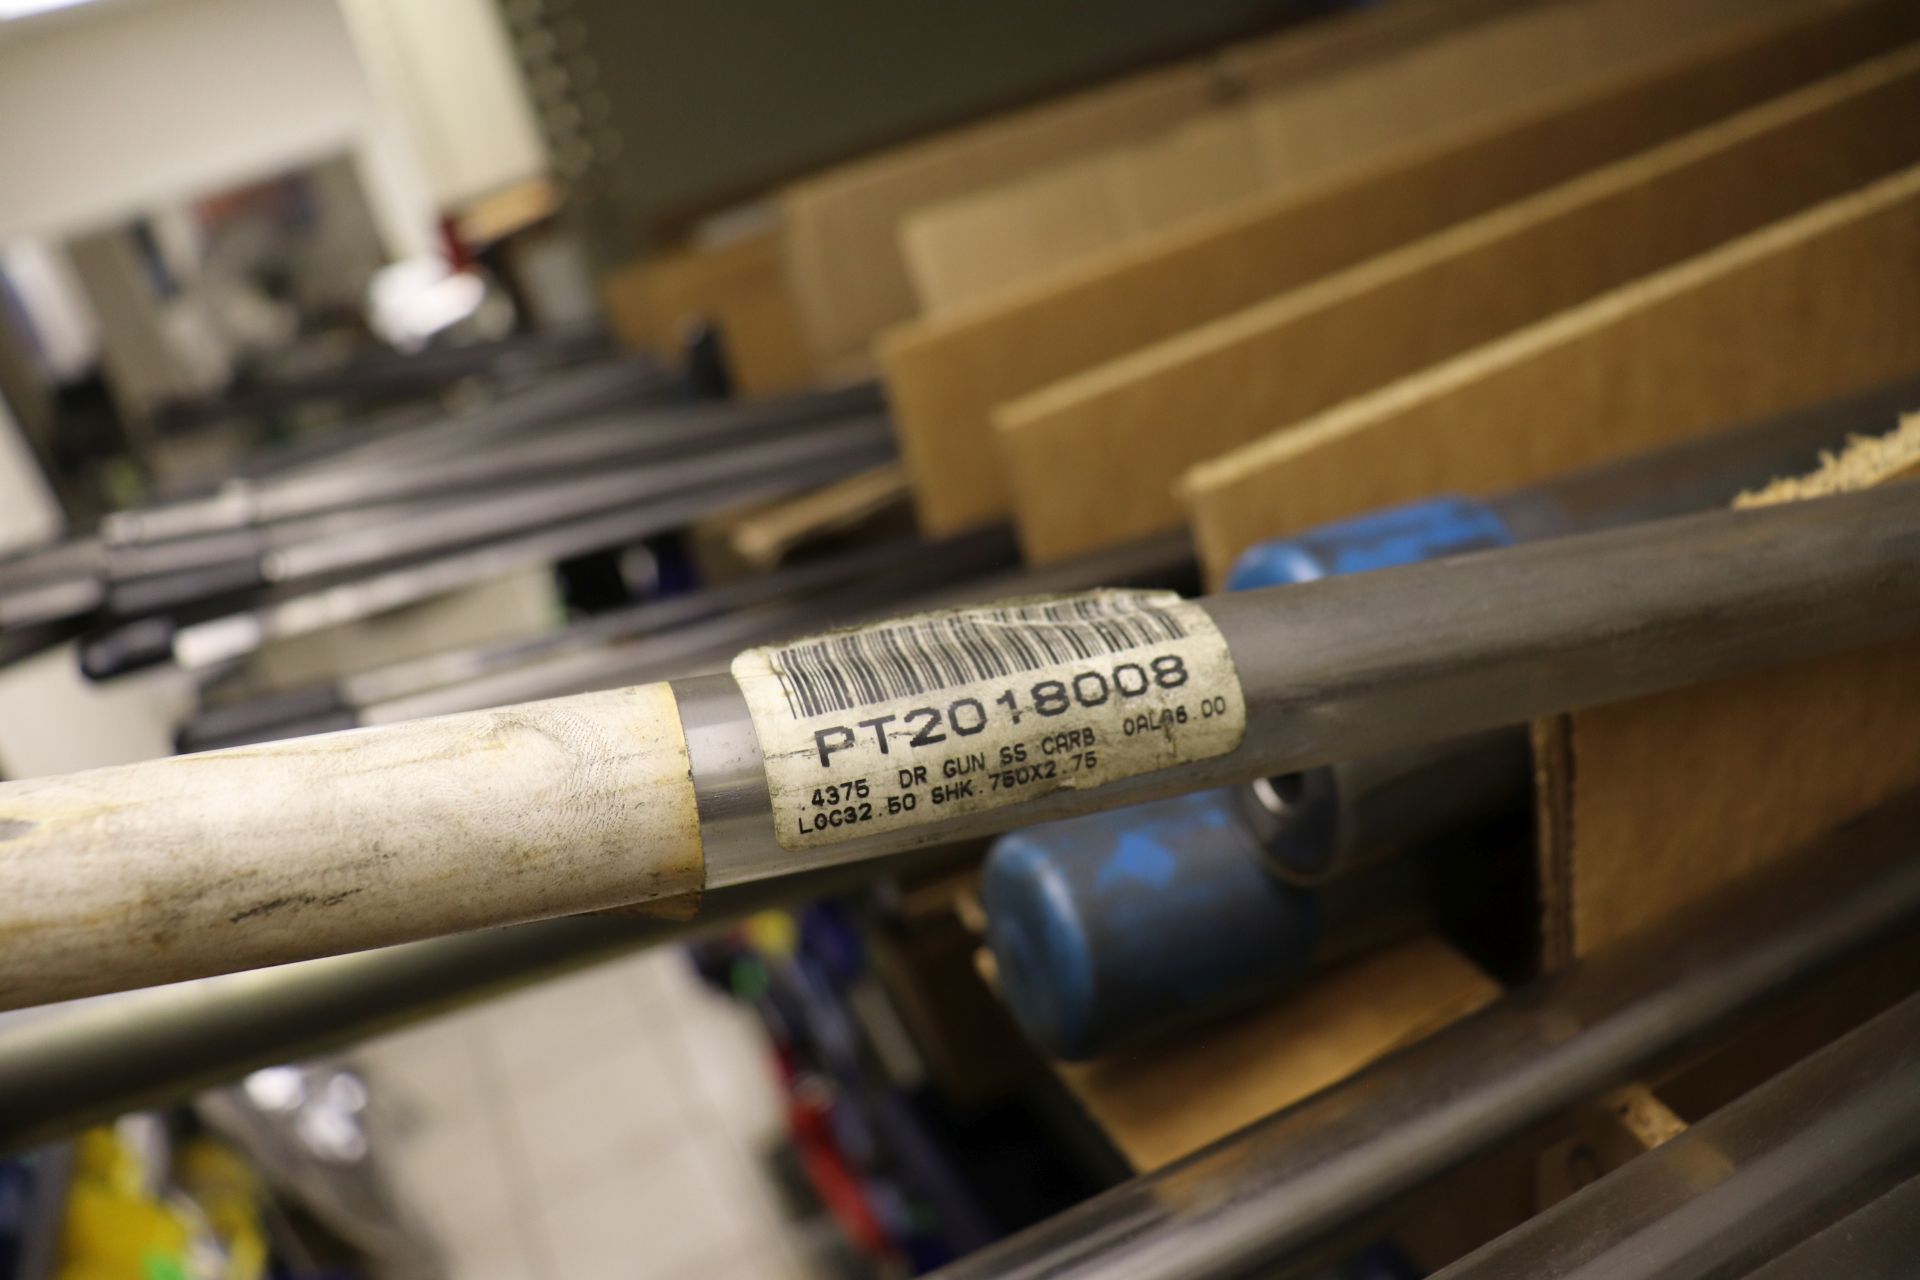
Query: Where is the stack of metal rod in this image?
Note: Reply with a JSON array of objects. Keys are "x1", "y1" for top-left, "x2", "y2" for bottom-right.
[
  {"x1": 144, "y1": 323, "x2": 621, "y2": 437},
  {"x1": 173, "y1": 525, "x2": 1200, "y2": 749},
  {"x1": 0, "y1": 361, "x2": 909, "y2": 695},
  {"x1": 3, "y1": 372, "x2": 1919, "y2": 1277},
  {"x1": 2, "y1": 349, "x2": 664, "y2": 661},
  {"x1": 0, "y1": 380, "x2": 1912, "y2": 1016}
]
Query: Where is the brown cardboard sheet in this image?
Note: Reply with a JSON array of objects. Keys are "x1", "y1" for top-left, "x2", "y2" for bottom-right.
[
  {"x1": 1057, "y1": 934, "x2": 1499, "y2": 1172},
  {"x1": 900, "y1": 112, "x2": 1265, "y2": 315},
  {"x1": 902, "y1": 0, "x2": 1839, "y2": 323},
  {"x1": 1537, "y1": 415, "x2": 1920, "y2": 964},
  {"x1": 878, "y1": 0, "x2": 1916, "y2": 536},
  {"x1": 601, "y1": 229, "x2": 814, "y2": 395},
  {"x1": 1002, "y1": 46, "x2": 1920, "y2": 561},
  {"x1": 779, "y1": 62, "x2": 1219, "y2": 373},
  {"x1": 771, "y1": 0, "x2": 1551, "y2": 372},
  {"x1": 778, "y1": 0, "x2": 1541, "y2": 371},
  {"x1": 1182, "y1": 164, "x2": 1920, "y2": 586}
]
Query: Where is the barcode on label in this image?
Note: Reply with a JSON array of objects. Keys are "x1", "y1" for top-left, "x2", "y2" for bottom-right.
[{"x1": 769, "y1": 594, "x2": 1188, "y2": 718}]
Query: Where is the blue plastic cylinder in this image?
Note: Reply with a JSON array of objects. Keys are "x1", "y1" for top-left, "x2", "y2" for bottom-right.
[
  {"x1": 982, "y1": 496, "x2": 1516, "y2": 1059},
  {"x1": 982, "y1": 790, "x2": 1320, "y2": 1061}
]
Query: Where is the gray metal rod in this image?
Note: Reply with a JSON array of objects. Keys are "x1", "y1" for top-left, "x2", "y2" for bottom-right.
[
  {"x1": 3, "y1": 486, "x2": 1916, "y2": 1008},
  {"x1": 1427, "y1": 989, "x2": 1920, "y2": 1280},
  {"x1": 106, "y1": 358, "x2": 676, "y2": 545},
  {"x1": 174, "y1": 528, "x2": 1025, "y2": 751},
  {"x1": 1491, "y1": 372, "x2": 1920, "y2": 540},
  {"x1": 135, "y1": 445, "x2": 889, "y2": 676},
  {"x1": 688, "y1": 483, "x2": 1920, "y2": 886},
  {"x1": 80, "y1": 475, "x2": 835, "y2": 680},
  {"x1": 187, "y1": 529, "x2": 1191, "y2": 750},
  {"x1": 0, "y1": 536, "x2": 1192, "y2": 1141},
  {"x1": 1739, "y1": 1177, "x2": 1920, "y2": 1280},
  {"x1": 148, "y1": 326, "x2": 624, "y2": 438},
  {"x1": 0, "y1": 846, "x2": 956, "y2": 1155},
  {"x1": 233, "y1": 380, "x2": 884, "y2": 525},
  {"x1": 358, "y1": 529, "x2": 1196, "y2": 726},
  {"x1": 260, "y1": 416, "x2": 893, "y2": 583},
  {"x1": 99, "y1": 413, "x2": 893, "y2": 608},
  {"x1": 927, "y1": 791, "x2": 1920, "y2": 1280}
]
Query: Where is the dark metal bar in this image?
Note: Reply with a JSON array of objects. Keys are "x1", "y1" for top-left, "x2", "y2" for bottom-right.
[
  {"x1": 112, "y1": 357, "x2": 675, "y2": 544},
  {"x1": 175, "y1": 527, "x2": 1024, "y2": 751},
  {"x1": 1739, "y1": 1177, "x2": 1920, "y2": 1280},
  {"x1": 682, "y1": 483, "x2": 1920, "y2": 886},
  {"x1": 98, "y1": 413, "x2": 893, "y2": 614},
  {"x1": 147, "y1": 326, "x2": 623, "y2": 435},
  {"x1": 198, "y1": 381, "x2": 885, "y2": 531},
  {"x1": 110, "y1": 378, "x2": 882, "y2": 546},
  {"x1": 0, "y1": 847, "x2": 959, "y2": 1155},
  {"x1": 79, "y1": 432, "x2": 894, "y2": 679},
  {"x1": 1429, "y1": 989, "x2": 1920, "y2": 1280},
  {"x1": 8, "y1": 489, "x2": 1917, "y2": 1003},
  {"x1": 1492, "y1": 374, "x2": 1920, "y2": 540},
  {"x1": 355, "y1": 529, "x2": 1200, "y2": 725}
]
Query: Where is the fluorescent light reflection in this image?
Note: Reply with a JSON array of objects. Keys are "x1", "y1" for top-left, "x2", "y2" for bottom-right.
[{"x1": 0, "y1": 0, "x2": 106, "y2": 20}]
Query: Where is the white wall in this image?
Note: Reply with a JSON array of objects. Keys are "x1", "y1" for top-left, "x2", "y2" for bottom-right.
[
  {"x1": 0, "y1": 643, "x2": 191, "y2": 777},
  {"x1": 339, "y1": 0, "x2": 548, "y2": 208},
  {"x1": 0, "y1": 0, "x2": 382, "y2": 239},
  {"x1": 0, "y1": 0, "x2": 545, "y2": 257}
]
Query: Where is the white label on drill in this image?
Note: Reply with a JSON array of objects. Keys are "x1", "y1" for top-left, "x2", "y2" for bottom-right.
[{"x1": 731, "y1": 590, "x2": 1246, "y2": 850}]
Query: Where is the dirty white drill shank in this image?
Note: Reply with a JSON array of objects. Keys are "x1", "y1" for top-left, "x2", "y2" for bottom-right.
[
  {"x1": 0, "y1": 683, "x2": 702, "y2": 1009},
  {"x1": 4, "y1": 485, "x2": 1919, "y2": 1013}
]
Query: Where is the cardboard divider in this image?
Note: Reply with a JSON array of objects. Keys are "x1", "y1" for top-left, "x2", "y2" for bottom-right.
[
  {"x1": 879, "y1": 0, "x2": 1915, "y2": 536},
  {"x1": 779, "y1": 61, "x2": 1222, "y2": 376},
  {"x1": 901, "y1": 112, "x2": 1266, "y2": 316},
  {"x1": 1534, "y1": 1085, "x2": 1690, "y2": 1208},
  {"x1": 601, "y1": 229, "x2": 814, "y2": 395},
  {"x1": 902, "y1": 0, "x2": 1836, "y2": 321},
  {"x1": 1001, "y1": 45, "x2": 1920, "y2": 561},
  {"x1": 1182, "y1": 163, "x2": 1920, "y2": 585},
  {"x1": 775, "y1": 0, "x2": 1532, "y2": 373},
  {"x1": 1535, "y1": 418, "x2": 1920, "y2": 966},
  {"x1": 1055, "y1": 934, "x2": 1499, "y2": 1173}
]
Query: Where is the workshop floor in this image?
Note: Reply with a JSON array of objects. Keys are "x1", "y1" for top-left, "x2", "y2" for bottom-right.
[{"x1": 355, "y1": 947, "x2": 808, "y2": 1279}]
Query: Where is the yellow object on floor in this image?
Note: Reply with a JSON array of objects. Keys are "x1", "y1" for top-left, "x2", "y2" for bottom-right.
[{"x1": 57, "y1": 1128, "x2": 194, "y2": 1280}]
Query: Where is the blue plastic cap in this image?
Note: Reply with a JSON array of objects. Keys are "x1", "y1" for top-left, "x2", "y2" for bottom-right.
[
  {"x1": 1226, "y1": 496, "x2": 1514, "y2": 592},
  {"x1": 984, "y1": 791, "x2": 1321, "y2": 1061},
  {"x1": 982, "y1": 496, "x2": 1516, "y2": 1061}
]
